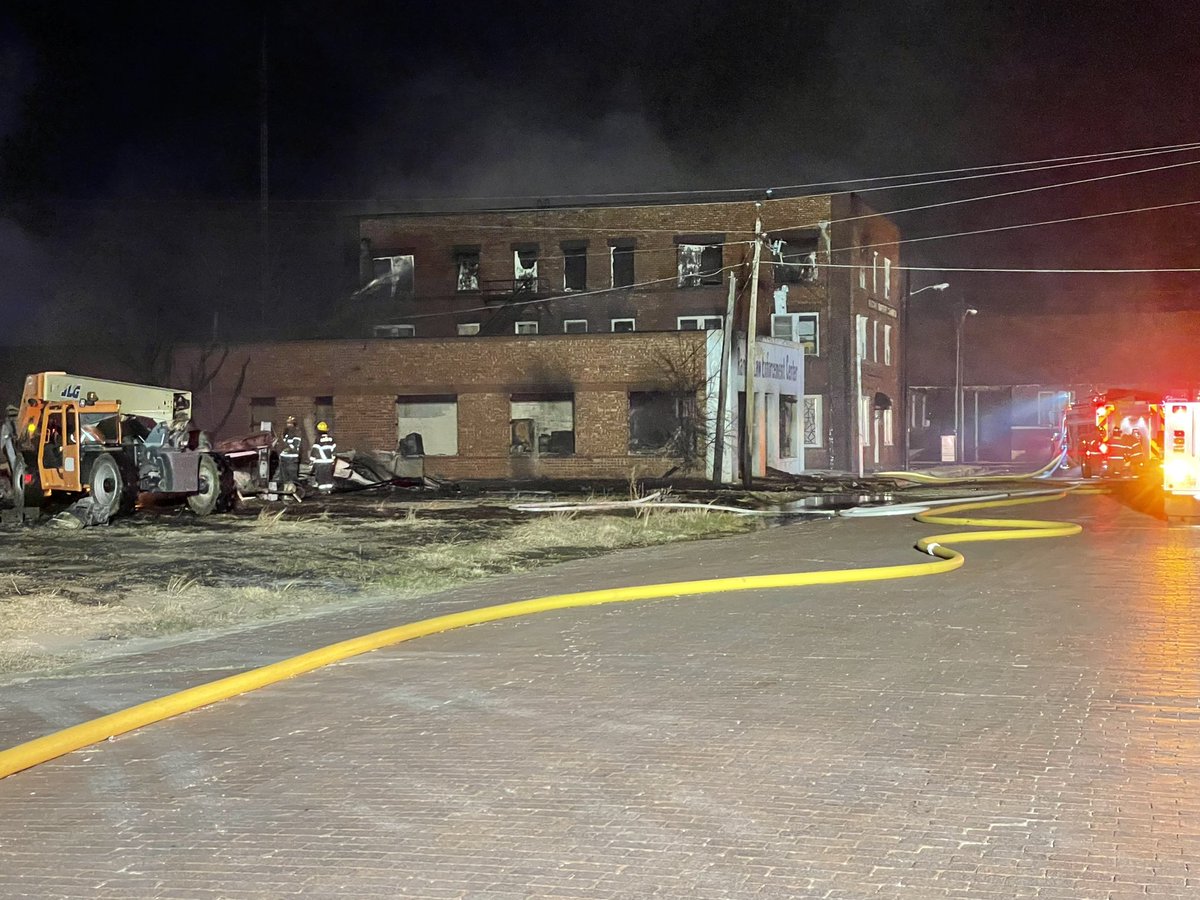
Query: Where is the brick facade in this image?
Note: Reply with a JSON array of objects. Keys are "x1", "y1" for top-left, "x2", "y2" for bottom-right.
[
  {"x1": 354, "y1": 194, "x2": 905, "y2": 472},
  {"x1": 176, "y1": 332, "x2": 710, "y2": 481}
]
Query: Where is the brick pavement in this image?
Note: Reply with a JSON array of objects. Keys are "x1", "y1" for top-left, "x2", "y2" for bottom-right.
[{"x1": 2, "y1": 493, "x2": 1199, "y2": 898}]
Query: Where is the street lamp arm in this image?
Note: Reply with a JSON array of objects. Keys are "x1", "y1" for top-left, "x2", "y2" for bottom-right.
[{"x1": 910, "y1": 282, "x2": 950, "y2": 296}]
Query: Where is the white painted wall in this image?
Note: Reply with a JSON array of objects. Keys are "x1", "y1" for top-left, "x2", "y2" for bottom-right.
[{"x1": 396, "y1": 400, "x2": 458, "y2": 455}]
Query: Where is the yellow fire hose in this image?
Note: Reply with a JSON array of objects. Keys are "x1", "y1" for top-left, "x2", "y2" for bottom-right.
[{"x1": 0, "y1": 490, "x2": 1083, "y2": 781}]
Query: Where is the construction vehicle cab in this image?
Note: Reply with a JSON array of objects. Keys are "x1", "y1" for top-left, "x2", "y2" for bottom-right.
[{"x1": 1, "y1": 372, "x2": 235, "y2": 523}]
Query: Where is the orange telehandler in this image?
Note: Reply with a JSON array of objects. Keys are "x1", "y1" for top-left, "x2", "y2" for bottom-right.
[{"x1": 1, "y1": 372, "x2": 235, "y2": 524}]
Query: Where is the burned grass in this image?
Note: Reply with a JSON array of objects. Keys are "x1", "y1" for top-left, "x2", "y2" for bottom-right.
[{"x1": 0, "y1": 495, "x2": 756, "y2": 677}]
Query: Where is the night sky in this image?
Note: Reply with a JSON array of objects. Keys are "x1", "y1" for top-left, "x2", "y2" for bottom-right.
[{"x1": 3, "y1": 1, "x2": 1200, "y2": 348}]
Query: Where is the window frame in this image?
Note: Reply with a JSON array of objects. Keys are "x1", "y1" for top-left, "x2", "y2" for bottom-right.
[
  {"x1": 611, "y1": 318, "x2": 636, "y2": 333},
  {"x1": 677, "y1": 315, "x2": 724, "y2": 331},
  {"x1": 456, "y1": 322, "x2": 481, "y2": 336},
  {"x1": 562, "y1": 319, "x2": 588, "y2": 334},
  {"x1": 514, "y1": 321, "x2": 539, "y2": 335},
  {"x1": 770, "y1": 312, "x2": 819, "y2": 355}
]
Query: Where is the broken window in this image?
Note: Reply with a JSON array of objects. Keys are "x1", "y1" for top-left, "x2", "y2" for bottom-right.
[
  {"x1": 611, "y1": 318, "x2": 636, "y2": 332},
  {"x1": 515, "y1": 321, "x2": 539, "y2": 335},
  {"x1": 629, "y1": 392, "x2": 699, "y2": 456},
  {"x1": 454, "y1": 249, "x2": 480, "y2": 292},
  {"x1": 773, "y1": 238, "x2": 819, "y2": 284},
  {"x1": 611, "y1": 243, "x2": 635, "y2": 287},
  {"x1": 677, "y1": 243, "x2": 723, "y2": 286},
  {"x1": 250, "y1": 397, "x2": 276, "y2": 433},
  {"x1": 396, "y1": 396, "x2": 458, "y2": 456},
  {"x1": 371, "y1": 254, "x2": 415, "y2": 300},
  {"x1": 510, "y1": 394, "x2": 574, "y2": 455},
  {"x1": 563, "y1": 244, "x2": 587, "y2": 291},
  {"x1": 779, "y1": 395, "x2": 798, "y2": 459},
  {"x1": 563, "y1": 319, "x2": 588, "y2": 333},
  {"x1": 514, "y1": 247, "x2": 539, "y2": 292},
  {"x1": 677, "y1": 315, "x2": 723, "y2": 331},
  {"x1": 314, "y1": 396, "x2": 334, "y2": 431},
  {"x1": 457, "y1": 322, "x2": 481, "y2": 336}
]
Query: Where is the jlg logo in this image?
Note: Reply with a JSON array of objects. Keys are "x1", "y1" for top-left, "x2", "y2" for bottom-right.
[{"x1": 58, "y1": 385, "x2": 81, "y2": 399}]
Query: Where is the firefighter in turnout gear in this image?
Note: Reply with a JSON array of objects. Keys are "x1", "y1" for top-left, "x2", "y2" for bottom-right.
[
  {"x1": 309, "y1": 421, "x2": 336, "y2": 493},
  {"x1": 276, "y1": 415, "x2": 301, "y2": 489}
]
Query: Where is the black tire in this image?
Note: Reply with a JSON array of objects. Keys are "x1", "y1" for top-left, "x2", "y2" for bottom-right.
[
  {"x1": 88, "y1": 454, "x2": 124, "y2": 519},
  {"x1": 187, "y1": 454, "x2": 236, "y2": 515}
]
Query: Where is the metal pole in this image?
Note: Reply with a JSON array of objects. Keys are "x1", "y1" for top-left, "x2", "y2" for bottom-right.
[
  {"x1": 955, "y1": 316, "x2": 962, "y2": 464},
  {"x1": 742, "y1": 209, "x2": 763, "y2": 488}
]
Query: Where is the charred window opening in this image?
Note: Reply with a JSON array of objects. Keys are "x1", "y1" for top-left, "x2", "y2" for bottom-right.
[
  {"x1": 370, "y1": 254, "x2": 415, "y2": 300},
  {"x1": 610, "y1": 241, "x2": 635, "y2": 288},
  {"x1": 513, "y1": 246, "x2": 539, "y2": 292},
  {"x1": 677, "y1": 239, "x2": 723, "y2": 287},
  {"x1": 396, "y1": 396, "x2": 458, "y2": 457},
  {"x1": 562, "y1": 242, "x2": 587, "y2": 291},
  {"x1": 510, "y1": 394, "x2": 574, "y2": 455},
  {"x1": 773, "y1": 237, "x2": 819, "y2": 284},
  {"x1": 629, "y1": 391, "x2": 699, "y2": 456},
  {"x1": 250, "y1": 397, "x2": 276, "y2": 432},
  {"x1": 454, "y1": 248, "x2": 480, "y2": 292}
]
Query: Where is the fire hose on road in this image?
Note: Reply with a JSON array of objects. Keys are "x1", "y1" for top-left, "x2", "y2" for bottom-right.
[{"x1": 0, "y1": 490, "x2": 1082, "y2": 781}]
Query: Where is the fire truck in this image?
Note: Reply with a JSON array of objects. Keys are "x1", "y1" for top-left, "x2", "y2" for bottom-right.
[
  {"x1": 1057, "y1": 389, "x2": 1161, "y2": 479},
  {"x1": 1161, "y1": 390, "x2": 1200, "y2": 521}
]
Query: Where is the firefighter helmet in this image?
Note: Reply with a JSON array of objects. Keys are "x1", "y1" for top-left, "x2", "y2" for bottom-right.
[{"x1": 316, "y1": 421, "x2": 329, "y2": 433}]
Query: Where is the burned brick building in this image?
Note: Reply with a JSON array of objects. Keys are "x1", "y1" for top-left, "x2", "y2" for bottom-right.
[{"x1": 179, "y1": 194, "x2": 904, "y2": 480}]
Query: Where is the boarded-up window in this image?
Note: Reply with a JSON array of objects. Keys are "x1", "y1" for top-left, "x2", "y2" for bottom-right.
[
  {"x1": 563, "y1": 245, "x2": 587, "y2": 291},
  {"x1": 250, "y1": 397, "x2": 276, "y2": 432},
  {"x1": 371, "y1": 255, "x2": 415, "y2": 300},
  {"x1": 396, "y1": 397, "x2": 458, "y2": 456},
  {"x1": 678, "y1": 243, "x2": 723, "y2": 286},
  {"x1": 510, "y1": 394, "x2": 574, "y2": 455}
]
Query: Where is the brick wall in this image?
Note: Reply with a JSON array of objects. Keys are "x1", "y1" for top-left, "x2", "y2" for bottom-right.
[{"x1": 174, "y1": 332, "x2": 709, "y2": 481}]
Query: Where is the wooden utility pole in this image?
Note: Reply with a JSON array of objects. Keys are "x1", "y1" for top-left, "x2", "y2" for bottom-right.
[
  {"x1": 741, "y1": 208, "x2": 764, "y2": 488},
  {"x1": 712, "y1": 275, "x2": 737, "y2": 483}
]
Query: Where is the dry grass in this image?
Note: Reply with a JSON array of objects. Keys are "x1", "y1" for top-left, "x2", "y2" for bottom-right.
[{"x1": 0, "y1": 506, "x2": 755, "y2": 677}]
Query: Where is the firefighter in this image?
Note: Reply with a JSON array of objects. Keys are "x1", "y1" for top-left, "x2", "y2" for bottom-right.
[
  {"x1": 309, "y1": 420, "x2": 336, "y2": 493},
  {"x1": 276, "y1": 415, "x2": 301, "y2": 489}
]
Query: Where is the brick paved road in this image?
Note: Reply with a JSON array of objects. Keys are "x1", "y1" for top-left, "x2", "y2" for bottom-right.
[{"x1": 2, "y1": 493, "x2": 1199, "y2": 898}]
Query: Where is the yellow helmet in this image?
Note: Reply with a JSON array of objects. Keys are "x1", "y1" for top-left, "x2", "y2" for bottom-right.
[{"x1": 316, "y1": 421, "x2": 329, "y2": 433}]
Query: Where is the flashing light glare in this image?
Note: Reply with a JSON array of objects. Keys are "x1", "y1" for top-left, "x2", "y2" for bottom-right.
[
  {"x1": 1165, "y1": 456, "x2": 1198, "y2": 488},
  {"x1": 22, "y1": 474, "x2": 33, "y2": 485},
  {"x1": 1098, "y1": 442, "x2": 1108, "y2": 454}
]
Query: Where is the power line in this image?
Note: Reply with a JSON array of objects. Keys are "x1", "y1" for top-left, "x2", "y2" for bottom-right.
[
  {"x1": 767, "y1": 157, "x2": 1200, "y2": 236},
  {"x1": 809, "y1": 262, "x2": 1200, "y2": 274},
  {"x1": 852, "y1": 198, "x2": 1200, "y2": 253}
]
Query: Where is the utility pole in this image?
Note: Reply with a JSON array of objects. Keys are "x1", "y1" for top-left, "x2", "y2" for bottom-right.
[
  {"x1": 741, "y1": 207, "x2": 764, "y2": 488},
  {"x1": 712, "y1": 275, "x2": 737, "y2": 483},
  {"x1": 259, "y1": 21, "x2": 270, "y2": 331}
]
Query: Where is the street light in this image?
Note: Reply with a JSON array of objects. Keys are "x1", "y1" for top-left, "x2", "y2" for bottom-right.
[
  {"x1": 955, "y1": 307, "x2": 978, "y2": 463},
  {"x1": 910, "y1": 282, "x2": 950, "y2": 297}
]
